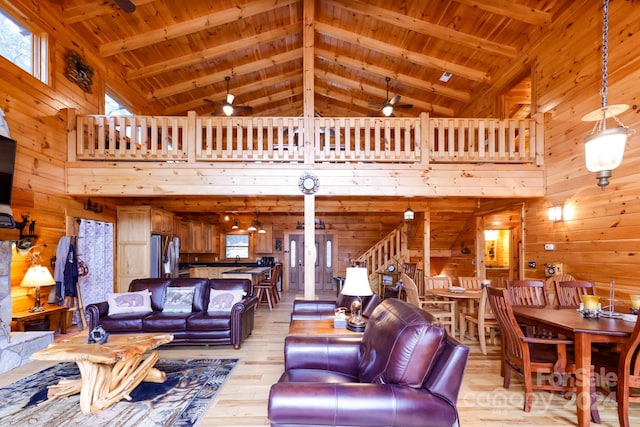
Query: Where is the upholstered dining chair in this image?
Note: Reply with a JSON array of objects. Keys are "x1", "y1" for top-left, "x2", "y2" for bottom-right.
[
  {"x1": 486, "y1": 286, "x2": 601, "y2": 420},
  {"x1": 459, "y1": 283, "x2": 499, "y2": 355},
  {"x1": 458, "y1": 276, "x2": 484, "y2": 289},
  {"x1": 402, "y1": 272, "x2": 456, "y2": 336},
  {"x1": 553, "y1": 280, "x2": 595, "y2": 308},
  {"x1": 505, "y1": 279, "x2": 550, "y2": 307}
]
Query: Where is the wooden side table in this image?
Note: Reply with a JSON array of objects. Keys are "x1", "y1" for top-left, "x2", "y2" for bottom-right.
[{"x1": 12, "y1": 304, "x2": 69, "y2": 334}]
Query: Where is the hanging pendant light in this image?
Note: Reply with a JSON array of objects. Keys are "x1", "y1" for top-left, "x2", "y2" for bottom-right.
[
  {"x1": 582, "y1": 0, "x2": 634, "y2": 190},
  {"x1": 403, "y1": 200, "x2": 414, "y2": 221},
  {"x1": 231, "y1": 220, "x2": 239, "y2": 230}
]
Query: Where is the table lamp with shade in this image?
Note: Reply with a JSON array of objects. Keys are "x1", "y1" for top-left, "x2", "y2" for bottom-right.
[
  {"x1": 20, "y1": 265, "x2": 56, "y2": 312},
  {"x1": 340, "y1": 267, "x2": 373, "y2": 332}
]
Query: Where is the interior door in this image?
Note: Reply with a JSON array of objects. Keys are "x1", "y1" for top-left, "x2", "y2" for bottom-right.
[{"x1": 289, "y1": 233, "x2": 333, "y2": 292}]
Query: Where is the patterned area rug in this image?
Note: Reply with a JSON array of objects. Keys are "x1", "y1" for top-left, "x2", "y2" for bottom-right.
[{"x1": 0, "y1": 358, "x2": 237, "y2": 427}]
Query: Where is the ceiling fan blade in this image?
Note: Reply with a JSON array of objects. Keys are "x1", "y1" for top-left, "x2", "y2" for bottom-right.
[
  {"x1": 395, "y1": 104, "x2": 413, "y2": 109},
  {"x1": 204, "y1": 98, "x2": 222, "y2": 105},
  {"x1": 368, "y1": 102, "x2": 383, "y2": 108},
  {"x1": 115, "y1": 0, "x2": 136, "y2": 13},
  {"x1": 389, "y1": 94, "x2": 401, "y2": 106},
  {"x1": 234, "y1": 105, "x2": 253, "y2": 112}
]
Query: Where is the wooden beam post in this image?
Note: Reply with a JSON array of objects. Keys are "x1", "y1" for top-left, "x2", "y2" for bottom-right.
[{"x1": 303, "y1": 0, "x2": 316, "y2": 299}]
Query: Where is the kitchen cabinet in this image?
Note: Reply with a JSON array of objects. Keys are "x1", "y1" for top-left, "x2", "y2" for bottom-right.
[
  {"x1": 151, "y1": 208, "x2": 173, "y2": 234},
  {"x1": 178, "y1": 221, "x2": 190, "y2": 252},
  {"x1": 255, "y1": 225, "x2": 273, "y2": 253},
  {"x1": 189, "y1": 221, "x2": 204, "y2": 253}
]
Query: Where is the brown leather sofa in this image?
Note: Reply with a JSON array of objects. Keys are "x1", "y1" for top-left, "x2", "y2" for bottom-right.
[
  {"x1": 289, "y1": 293, "x2": 382, "y2": 321},
  {"x1": 86, "y1": 277, "x2": 258, "y2": 348},
  {"x1": 269, "y1": 298, "x2": 469, "y2": 427}
]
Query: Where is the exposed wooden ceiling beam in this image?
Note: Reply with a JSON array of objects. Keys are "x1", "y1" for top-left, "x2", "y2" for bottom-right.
[
  {"x1": 163, "y1": 70, "x2": 302, "y2": 115},
  {"x1": 315, "y1": 22, "x2": 490, "y2": 83},
  {"x1": 149, "y1": 48, "x2": 303, "y2": 100},
  {"x1": 317, "y1": 71, "x2": 455, "y2": 117},
  {"x1": 127, "y1": 23, "x2": 302, "y2": 80},
  {"x1": 328, "y1": 0, "x2": 517, "y2": 59},
  {"x1": 315, "y1": 48, "x2": 471, "y2": 103},
  {"x1": 453, "y1": 0, "x2": 551, "y2": 25},
  {"x1": 99, "y1": 0, "x2": 298, "y2": 57}
]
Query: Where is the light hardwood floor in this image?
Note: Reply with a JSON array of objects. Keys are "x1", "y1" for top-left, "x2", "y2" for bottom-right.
[{"x1": 2, "y1": 291, "x2": 638, "y2": 426}]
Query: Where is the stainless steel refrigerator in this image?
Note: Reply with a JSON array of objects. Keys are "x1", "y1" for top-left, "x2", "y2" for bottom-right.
[{"x1": 151, "y1": 234, "x2": 180, "y2": 278}]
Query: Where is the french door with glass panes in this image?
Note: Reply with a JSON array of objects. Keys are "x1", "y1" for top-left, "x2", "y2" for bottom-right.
[{"x1": 288, "y1": 234, "x2": 333, "y2": 292}]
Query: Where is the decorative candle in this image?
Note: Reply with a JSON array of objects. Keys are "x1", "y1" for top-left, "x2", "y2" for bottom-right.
[{"x1": 582, "y1": 295, "x2": 600, "y2": 311}]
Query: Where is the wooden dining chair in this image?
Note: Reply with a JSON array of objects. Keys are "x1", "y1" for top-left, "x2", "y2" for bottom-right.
[
  {"x1": 402, "y1": 262, "x2": 418, "y2": 282},
  {"x1": 553, "y1": 280, "x2": 595, "y2": 308},
  {"x1": 402, "y1": 273, "x2": 456, "y2": 336},
  {"x1": 459, "y1": 283, "x2": 500, "y2": 355},
  {"x1": 505, "y1": 279, "x2": 550, "y2": 306},
  {"x1": 255, "y1": 263, "x2": 282, "y2": 311},
  {"x1": 617, "y1": 311, "x2": 640, "y2": 427},
  {"x1": 458, "y1": 276, "x2": 484, "y2": 289},
  {"x1": 424, "y1": 276, "x2": 452, "y2": 291},
  {"x1": 486, "y1": 286, "x2": 601, "y2": 420}
]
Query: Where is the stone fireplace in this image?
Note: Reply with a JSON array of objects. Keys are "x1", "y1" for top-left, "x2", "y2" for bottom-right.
[
  {"x1": 0, "y1": 240, "x2": 13, "y2": 335},
  {"x1": 0, "y1": 234, "x2": 54, "y2": 374}
]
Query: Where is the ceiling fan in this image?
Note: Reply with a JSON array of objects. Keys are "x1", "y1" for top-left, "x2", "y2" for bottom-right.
[
  {"x1": 368, "y1": 77, "x2": 413, "y2": 116},
  {"x1": 205, "y1": 76, "x2": 253, "y2": 116},
  {"x1": 115, "y1": 0, "x2": 136, "y2": 13}
]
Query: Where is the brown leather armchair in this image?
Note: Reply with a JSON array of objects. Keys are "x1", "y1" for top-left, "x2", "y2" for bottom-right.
[
  {"x1": 289, "y1": 293, "x2": 381, "y2": 321},
  {"x1": 269, "y1": 298, "x2": 469, "y2": 427}
]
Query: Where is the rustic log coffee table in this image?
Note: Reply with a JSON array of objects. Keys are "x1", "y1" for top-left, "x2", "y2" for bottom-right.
[{"x1": 30, "y1": 332, "x2": 173, "y2": 414}]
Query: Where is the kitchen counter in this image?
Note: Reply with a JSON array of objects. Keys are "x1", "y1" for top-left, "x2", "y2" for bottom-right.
[{"x1": 222, "y1": 266, "x2": 271, "y2": 285}]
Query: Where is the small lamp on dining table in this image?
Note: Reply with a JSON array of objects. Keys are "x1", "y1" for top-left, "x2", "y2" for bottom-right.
[
  {"x1": 340, "y1": 267, "x2": 374, "y2": 332},
  {"x1": 20, "y1": 265, "x2": 56, "y2": 313}
]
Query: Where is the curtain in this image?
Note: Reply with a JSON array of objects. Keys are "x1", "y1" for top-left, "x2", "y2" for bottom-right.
[{"x1": 77, "y1": 219, "x2": 114, "y2": 310}]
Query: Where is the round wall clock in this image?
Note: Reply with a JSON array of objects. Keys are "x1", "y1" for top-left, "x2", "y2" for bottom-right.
[{"x1": 298, "y1": 172, "x2": 319, "y2": 194}]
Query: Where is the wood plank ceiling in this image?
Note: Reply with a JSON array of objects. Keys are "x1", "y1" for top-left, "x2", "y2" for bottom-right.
[
  {"x1": 58, "y1": 0, "x2": 571, "y2": 118},
  {"x1": 55, "y1": 0, "x2": 560, "y2": 249}
]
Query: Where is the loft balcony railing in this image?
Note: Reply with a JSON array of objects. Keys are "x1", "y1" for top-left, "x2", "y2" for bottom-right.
[{"x1": 68, "y1": 111, "x2": 544, "y2": 166}]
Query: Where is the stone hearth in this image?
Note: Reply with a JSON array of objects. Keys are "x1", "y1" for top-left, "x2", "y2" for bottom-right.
[{"x1": 0, "y1": 236, "x2": 54, "y2": 374}]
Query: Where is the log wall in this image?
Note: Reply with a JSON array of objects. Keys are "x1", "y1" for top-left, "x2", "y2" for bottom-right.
[{"x1": 463, "y1": 0, "x2": 640, "y2": 300}]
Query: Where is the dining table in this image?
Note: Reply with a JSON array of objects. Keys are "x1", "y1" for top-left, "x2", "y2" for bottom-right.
[
  {"x1": 512, "y1": 306, "x2": 635, "y2": 427},
  {"x1": 425, "y1": 287, "x2": 482, "y2": 338}
]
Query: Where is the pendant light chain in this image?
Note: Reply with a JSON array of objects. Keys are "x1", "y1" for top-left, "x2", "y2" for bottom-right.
[{"x1": 600, "y1": 0, "x2": 609, "y2": 109}]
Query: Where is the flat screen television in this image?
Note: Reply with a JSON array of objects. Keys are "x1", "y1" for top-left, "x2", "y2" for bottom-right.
[{"x1": 0, "y1": 135, "x2": 17, "y2": 206}]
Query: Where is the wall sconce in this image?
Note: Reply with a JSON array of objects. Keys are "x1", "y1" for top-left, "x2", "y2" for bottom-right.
[
  {"x1": 548, "y1": 206, "x2": 563, "y2": 222},
  {"x1": 484, "y1": 230, "x2": 498, "y2": 241}
]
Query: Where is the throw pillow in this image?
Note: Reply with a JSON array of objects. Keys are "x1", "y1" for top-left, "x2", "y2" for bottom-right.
[
  {"x1": 163, "y1": 286, "x2": 195, "y2": 313},
  {"x1": 208, "y1": 289, "x2": 244, "y2": 313},
  {"x1": 107, "y1": 289, "x2": 152, "y2": 316}
]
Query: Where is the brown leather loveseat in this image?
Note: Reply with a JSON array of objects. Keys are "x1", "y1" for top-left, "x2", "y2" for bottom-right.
[
  {"x1": 269, "y1": 298, "x2": 469, "y2": 426},
  {"x1": 86, "y1": 277, "x2": 258, "y2": 348}
]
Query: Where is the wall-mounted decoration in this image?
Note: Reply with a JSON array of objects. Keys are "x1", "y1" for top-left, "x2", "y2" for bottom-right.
[
  {"x1": 65, "y1": 51, "x2": 94, "y2": 93},
  {"x1": 274, "y1": 237, "x2": 283, "y2": 252}
]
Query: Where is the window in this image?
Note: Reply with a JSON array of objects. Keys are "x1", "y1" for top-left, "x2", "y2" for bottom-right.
[
  {"x1": 225, "y1": 234, "x2": 249, "y2": 259},
  {"x1": 0, "y1": 9, "x2": 48, "y2": 83},
  {"x1": 105, "y1": 93, "x2": 132, "y2": 116}
]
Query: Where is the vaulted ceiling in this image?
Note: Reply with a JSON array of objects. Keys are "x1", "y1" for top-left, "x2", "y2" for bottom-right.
[
  {"x1": 57, "y1": 0, "x2": 570, "y2": 119},
  {"x1": 55, "y1": 0, "x2": 553, "y2": 248}
]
